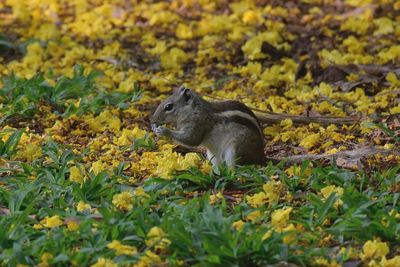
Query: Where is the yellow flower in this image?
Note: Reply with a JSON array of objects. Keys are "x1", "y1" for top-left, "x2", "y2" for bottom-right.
[
  {"x1": 15, "y1": 143, "x2": 42, "y2": 162},
  {"x1": 314, "y1": 258, "x2": 341, "y2": 267},
  {"x1": 200, "y1": 161, "x2": 212, "y2": 174},
  {"x1": 378, "y1": 45, "x2": 400, "y2": 62},
  {"x1": 67, "y1": 220, "x2": 80, "y2": 231},
  {"x1": 232, "y1": 220, "x2": 245, "y2": 231},
  {"x1": 389, "y1": 209, "x2": 400, "y2": 219},
  {"x1": 146, "y1": 40, "x2": 167, "y2": 56},
  {"x1": 38, "y1": 252, "x2": 53, "y2": 267},
  {"x1": 134, "y1": 250, "x2": 162, "y2": 267},
  {"x1": 340, "y1": 17, "x2": 370, "y2": 35},
  {"x1": 320, "y1": 185, "x2": 344, "y2": 198},
  {"x1": 145, "y1": 226, "x2": 171, "y2": 250},
  {"x1": 35, "y1": 23, "x2": 60, "y2": 41},
  {"x1": 299, "y1": 133, "x2": 320, "y2": 150},
  {"x1": 209, "y1": 192, "x2": 224, "y2": 204},
  {"x1": 90, "y1": 257, "x2": 118, "y2": 267},
  {"x1": 360, "y1": 239, "x2": 389, "y2": 261},
  {"x1": 176, "y1": 23, "x2": 193, "y2": 39},
  {"x1": 271, "y1": 207, "x2": 292, "y2": 228},
  {"x1": 338, "y1": 246, "x2": 357, "y2": 259},
  {"x1": 37, "y1": 215, "x2": 63, "y2": 228},
  {"x1": 112, "y1": 191, "x2": 133, "y2": 212},
  {"x1": 342, "y1": 35, "x2": 364, "y2": 54},
  {"x1": 134, "y1": 187, "x2": 150, "y2": 198},
  {"x1": 386, "y1": 72, "x2": 400, "y2": 86},
  {"x1": 21, "y1": 42, "x2": 44, "y2": 76},
  {"x1": 281, "y1": 223, "x2": 297, "y2": 244},
  {"x1": 246, "y1": 192, "x2": 267, "y2": 208},
  {"x1": 280, "y1": 119, "x2": 293, "y2": 129},
  {"x1": 320, "y1": 185, "x2": 344, "y2": 207},
  {"x1": 107, "y1": 240, "x2": 137, "y2": 255},
  {"x1": 242, "y1": 10, "x2": 262, "y2": 25},
  {"x1": 149, "y1": 11, "x2": 179, "y2": 26},
  {"x1": 246, "y1": 210, "x2": 262, "y2": 222},
  {"x1": 177, "y1": 152, "x2": 202, "y2": 170},
  {"x1": 114, "y1": 127, "x2": 147, "y2": 146},
  {"x1": 76, "y1": 201, "x2": 91, "y2": 212},
  {"x1": 153, "y1": 148, "x2": 202, "y2": 179},
  {"x1": 381, "y1": 256, "x2": 400, "y2": 267},
  {"x1": 196, "y1": 14, "x2": 230, "y2": 35},
  {"x1": 238, "y1": 62, "x2": 262, "y2": 78},
  {"x1": 262, "y1": 180, "x2": 282, "y2": 203},
  {"x1": 90, "y1": 160, "x2": 108, "y2": 175},
  {"x1": 246, "y1": 180, "x2": 282, "y2": 208},
  {"x1": 242, "y1": 32, "x2": 282, "y2": 60},
  {"x1": 262, "y1": 230, "x2": 272, "y2": 240},
  {"x1": 373, "y1": 17, "x2": 394, "y2": 36},
  {"x1": 33, "y1": 223, "x2": 43, "y2": 229},
  {"x1": 86, "y1": 110, "x2": 121, "y2": 133},
  {"x1": 69, "y1": 166, "x2": 85, "y2": 184},
  {"x1": 160, "y1": 47, "x2": 189, "y2": 70},
  {"x1": 155, "y1": 151, "x2": 180, "y2": 178}
]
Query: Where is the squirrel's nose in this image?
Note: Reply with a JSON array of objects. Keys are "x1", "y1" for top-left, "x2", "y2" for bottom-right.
[{"x1": 151, "y1": 122, "x2": 159, "y2": 133}]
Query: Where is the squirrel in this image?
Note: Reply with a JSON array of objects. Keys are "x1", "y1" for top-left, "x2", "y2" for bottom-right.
[{"x1": 151, "y1": 86, "x2": 265, "y2": 168}]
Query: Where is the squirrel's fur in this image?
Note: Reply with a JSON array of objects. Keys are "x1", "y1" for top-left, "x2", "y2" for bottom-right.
[{"x1": 151, "y1": 87, "x2": 265, "y2": 167}]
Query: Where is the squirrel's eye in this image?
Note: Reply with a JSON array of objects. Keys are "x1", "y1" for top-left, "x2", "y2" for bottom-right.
[{"x1": 164, "y1": 103, "x2": 173, "y2": 111}]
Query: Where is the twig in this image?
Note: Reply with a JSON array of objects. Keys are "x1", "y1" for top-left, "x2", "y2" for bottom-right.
[{"x1": 271, "y1": 146, "x2": 398, "y2": 166}]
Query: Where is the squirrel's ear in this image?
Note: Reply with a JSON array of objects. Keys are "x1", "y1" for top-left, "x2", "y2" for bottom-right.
[
  {"x1": 178, "y1": 85, "x2": 187, "y2": 93},
  {"x1": 179, "y1": 86, "x2": 192, "y2": 102}
]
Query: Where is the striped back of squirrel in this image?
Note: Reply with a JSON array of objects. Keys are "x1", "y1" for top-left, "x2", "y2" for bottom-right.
[{"x1": 211, "y1": 100, "x2": 264, "y2": 141}]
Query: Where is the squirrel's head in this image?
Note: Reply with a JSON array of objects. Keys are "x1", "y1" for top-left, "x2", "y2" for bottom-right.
[{"x1": 151, "y1": 86, "x2": 199, "y2": 127}]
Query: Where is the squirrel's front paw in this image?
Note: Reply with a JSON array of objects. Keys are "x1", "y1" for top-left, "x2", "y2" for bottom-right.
[{"x1": 152, "y1": 124, "x2": 169, "y2": 136}]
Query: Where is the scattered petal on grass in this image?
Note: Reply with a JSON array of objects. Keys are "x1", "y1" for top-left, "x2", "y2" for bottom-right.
[
  {"x1": 76, "y1": 201, "x2": 92, "y2": 212},
  {"x1": 271, "y1": 207, "x2": 292, "y2": 229},
  {"x1": 15, "y1": 143, "x2": 42, "y2": 162},
  {"x1": 38, "y1": 253, "x2": 53, "y2": 267},
  {"x1": 112, "y1": 191, "x2": 133, "y2": 212},
  {"x1": 246, "y1": 210, "x2": 263, "y2": 222},
  {"x1": 299, "y1": 133, "x2": 320, "y2": 150},
  {"x1": 232, "y1": 220, "x2": 245, "y2": 231},
  {"x1": 360, "y1": 239, "x2": 389, "y2": 261},
  {"x1": 381, "y1": 256, "x2": 400, "y2": 267},
  {"x1": 145, "y1": 227, "x2": 171, "y2": 250},
  {"x1": 246, "y1": 192, "x2": 267, "y2": 208},
  {"x1": 134, "y1": 187, "x2": 150, "y2": 198},
  {"x1": 35, "y1": 215, "x2": 63, "y2": 229},
  {"x1": 320, "y1": 185, "x2": 344, "y2": 207},
  {"x1": 107, "y1": 240, "x2": 137, "y2": 256},
  {"x1": 135, "y1": 251, "x2": 162, "y2": 266},
  {"x1": 114, "y1": 127, "x2": 148, "y2": 146},
  {"x1": 160, "y1": 48, "x2": 189, "y2": 70},
  {"x1": 90, "y1": 258, "x2": 118, "y2": 267},
  {"x1": 209, "y1": 192, "x2": 224, "y2": 204},
  {"x1": 262, "y1": 230, "x2": 272, "y2": 241},
  {"x1": 66, "y1": 219, "x2": 80, "y2": 231},
  {"x1": 69, "y1": 166, "x2": 85, "y2": 184},
  {"x1": 90, "y1": 160, "x2": 109, "y2": 175},
  {"x1": 1, "y1": 1, "x2": 399, "y2": 266},
  {"x1": 242, "y1": 10, "x2": 262, "y2": 25}
]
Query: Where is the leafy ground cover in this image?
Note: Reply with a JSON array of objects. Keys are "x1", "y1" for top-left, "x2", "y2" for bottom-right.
[{"x1": 0, "y1": 0, "x2": 399, "y2": 266}]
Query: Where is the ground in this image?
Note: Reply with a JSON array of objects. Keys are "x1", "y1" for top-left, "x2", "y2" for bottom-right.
[{"x1": 0, "y1": 0, "x2": 399, "y2": 266}]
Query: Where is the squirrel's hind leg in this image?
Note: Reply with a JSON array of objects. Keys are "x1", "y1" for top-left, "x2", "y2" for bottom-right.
[
  {"x1": 223, "y1": 146, "x2": 236, "y2": 168},
  {"x1": 206, "y1": 150, "x2": 221, "y2": 167}
]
